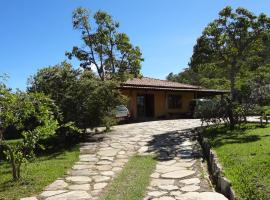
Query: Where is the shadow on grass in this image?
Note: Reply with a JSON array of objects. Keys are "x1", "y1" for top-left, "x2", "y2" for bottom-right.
[
  {"x1": 0, "y1": 178, "x2": 32, "y2": 193},
  {"x1": 203, "y1": 123, "x2": 270, "y2": 148},
  {"x1": 0, "y1": 162, "x2": 11, "y2": 176}
]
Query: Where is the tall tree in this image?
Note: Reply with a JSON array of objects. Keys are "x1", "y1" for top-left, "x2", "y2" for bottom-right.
[
  {"x1": 186, "y1": 7, "x2": 270, "y2": 127},
  {"x1": 191, "y1": 7, "x2": 270, "y2": 98},
  {"x1": 66, "y1": 7, "x2": 143, "y2": 81}
]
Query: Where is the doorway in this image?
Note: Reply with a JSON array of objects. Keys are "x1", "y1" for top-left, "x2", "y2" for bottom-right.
[{"x1": 136, "y1": 94, "x2": 155, "y2": 118}]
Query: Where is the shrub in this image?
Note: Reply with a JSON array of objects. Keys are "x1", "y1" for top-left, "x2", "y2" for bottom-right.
[
  {"x1": 0, "y1": 88, "x2": 59, "y2": 180},
  {"x1": 194, "y1": 98, "x2": 230, "y2": 126}
]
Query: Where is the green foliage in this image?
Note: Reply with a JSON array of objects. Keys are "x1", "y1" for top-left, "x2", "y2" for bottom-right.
[
  {"x1": 0, "y1": 85, "x2": 59, "y2": 180},
  {"x1": 168, "y1": 6, "x2": 270, "y2": 93},
  {"x1": 66, "y1": 7, "x2": 144, "y2": 81},
  {"x1": 28, "y1": 61, "x2": 80, "y2": 124},
  {"x1": 168, "y1": 6, "x2": 270, "y2": 128},
  {"x1": 194, "y1": 98, "x2": 230, "y2": 125},
  {"x1": 194, "y1": 98, "x2": 256, "y2": 127},
  {"x1": 28, "y1": 62, "x2": 125, "y2": 130}
]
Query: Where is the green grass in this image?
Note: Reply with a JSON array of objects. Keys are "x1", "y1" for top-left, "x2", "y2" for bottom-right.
[
  {"x1": 204, "y1": 123, "x2": 270, "y2": 200},
  {"x1": 102, "y1": 155, "x2": 156, "y2": 200},
  {"x1": 0, "y1": 145, "x2": 79, "y2": 200}
]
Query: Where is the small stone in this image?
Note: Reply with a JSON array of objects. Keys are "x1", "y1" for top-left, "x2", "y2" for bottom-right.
[
  {"x1": 46, "y1": 191, "x2": 91, "y2": 200},
  {"x1": 199, "y1": 192, "x2": 228, "y2": 200},
  {"x1": 112, "y1": 161, "x2": 126, "y2": 167},
  {"x1": 148, "y1": 191, "x2": 167, "y2": 197},
  {"x1": 161, "y1": 170, "x2": 195, "y2": 179},
  {"x1": 112, "y1": 167, "x2": 122, "y2": 172},
  {"x1": 150, "y1": 172, "x2": 160, "y2": 178},
  {"x1": 176, "y1": 192, "x2": 199, "y2": 200},
  {"x1": 158, "y1": 185, "x2": 178, "y2": 191},
  {"x1": 97, "y1": 160, "x2": 112, "y2": 165},
  {"x1": 138, "y1": 146, "x2": 148, "y2": 153},
  {"x1": 118, "y1": 150, "x2": 126, "y2": 155},
  {"x1": 100, "y1": 171, "x2": 115, "y2": 176},
  {"x1": 94, "y1": 182, "x2": 108, "y2": 190},
  {"x1": 110, "y1": 143, "x2": 122, "y2": 149},
  {"x1": 91, "y1": 189, "x2": 102, "y2": 196},
  {"x1": 79, "y1": 155, "x2": 98, "y2": 162},
  {"x1": 159, "y1": 160, "x2": 176, "y2": 166},
  {"x1": 170, "y1": 161, "x2": 195, "y2": 168},
  {"x1": 156, "y1": 165, "x2": 186, "y2": 173},
  {"x1": 170, "y1": 191, "x2": 182, "y2": 197},
  {"x1": 116, "y1": 154, "x2": 128, "y2": 159},
  {"x1": 180, "y1": 178, "x2": 200, "y2": 185},
  {"x1": 20, "y1": 197, "x2": 38, "y2": 200},
  {"x1": 158, "y1": 196, "x2": 175, "y2": 200},
  {"x1": 150, "y1": 179, "x2": 174, "y2": 186},
  {"x1": 96, "y1": 165, "x2": 112, "y2": 171},
  {"x1": 181, "y1": 185, "x2": 200, "y2": 192},
  {"x1": 40, "y1": 190, "x2": 67, "y2": 198},
  {"x1": 72, "y1": 165, "x2": 92, "y2": 170},
  {"x1": 100, "y1": 156, "x2": 114, "y2": 161},
  {"x1": 69, "y1": 169, "x2": 94, "y2": 176},
  {"x1": 45, "y1": 180, "x2": 68, "y2": 190},
  {"x1": 66, "y1": 176, "x2": 91, "y2": 183},
  {"x1": 98, "y1": 149, "x2": 119, "y2": 157},
  {"x1": 93, "y1": 175, "x2": 110, "y2": 182},
  {"x1": 68, "y1": 184, "x2": 90, "y2": 190}
]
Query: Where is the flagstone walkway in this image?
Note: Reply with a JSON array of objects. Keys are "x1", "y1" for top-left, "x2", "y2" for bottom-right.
[{"x1": 22, "y1": 119, "x2": 227, "y2": 200}]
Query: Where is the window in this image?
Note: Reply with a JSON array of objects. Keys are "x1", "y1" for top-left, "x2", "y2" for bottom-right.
[{"x1": 168, "y1": 95, "x2": 182, "y2": 109}]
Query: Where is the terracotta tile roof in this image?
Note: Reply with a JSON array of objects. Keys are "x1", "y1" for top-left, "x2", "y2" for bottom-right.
[
  {"x1": 120, "y1": 77, "x2": 229, "y2": 94},
  {"x1": 122, "y1": 77, "x2": 202, "y2": 89}
]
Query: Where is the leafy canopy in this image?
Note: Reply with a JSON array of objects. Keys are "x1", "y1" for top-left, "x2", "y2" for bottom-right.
[
  {"x1": 28, "y1": 62, "x2": 125, "y2": 130},
  {"x1": 168, "y1": 6, "x2": 270, "y2": 93},
  {"x1": 0, "y1": 83, "x2": 59, "y2": 179},
  {"x1": 66, "y1": 7, "x2": 144, "y2": 81}
]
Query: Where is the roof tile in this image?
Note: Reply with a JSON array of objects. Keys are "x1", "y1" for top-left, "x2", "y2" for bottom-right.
[{"x1": 122, "y1": 77, "x2": 202, "y2": 89}]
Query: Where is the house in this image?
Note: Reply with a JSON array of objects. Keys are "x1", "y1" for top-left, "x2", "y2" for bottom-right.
[{"x1": 119, "y1": 77, "x2": 228, "y2": 119}]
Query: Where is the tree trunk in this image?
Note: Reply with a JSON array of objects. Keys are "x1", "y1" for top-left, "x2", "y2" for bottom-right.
[
  {"x1": 228, "y1": 104, "x2": 235, "y2": 129},
  {"x1": 10, "y1": 151, "x2": 19, "y2": 180},
  {"x1": 5, "y1": 145, "x2": 20, "y2": 180},
  {"x1": 228, "y1": 64, "x2": 237, "y2": 129}
]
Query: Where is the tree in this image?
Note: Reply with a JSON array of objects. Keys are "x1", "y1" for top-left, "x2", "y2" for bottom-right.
[
  {"x1": 0, "y1": 85, "x2": 59, "y2": 180},
  {"x1": 28, "y1": 61, "x2": 81, "y2": 125},
  {"x1": 28, "y1": 62, "x2": 125, "y2": 130},
  {"x1": 187, "y1": 7, "x2": 270, "y2": 128},
  {"x1": 66, "y1": 7, "x2": 143, "y2": 81}
]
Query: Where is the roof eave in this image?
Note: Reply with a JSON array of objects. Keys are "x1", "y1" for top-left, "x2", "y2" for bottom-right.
[{"x1": 119, "y1": 85, "x2": 229, "y2": 93}]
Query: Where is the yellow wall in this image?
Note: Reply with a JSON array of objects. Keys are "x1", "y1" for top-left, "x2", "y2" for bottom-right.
[{"x1": 121, "y1": 89, "x2": 195, "y2": 119}]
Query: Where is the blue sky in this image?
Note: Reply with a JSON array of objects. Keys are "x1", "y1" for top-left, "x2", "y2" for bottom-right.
[{"x1": 1, "y1": 0, "x2": 270, "y2": 90}]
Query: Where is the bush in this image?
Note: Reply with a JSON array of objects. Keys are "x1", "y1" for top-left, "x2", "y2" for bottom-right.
[
  {"x1": 28, "y1": 63, "x2": 126, "y2": 131},
  {"x1": 0, "y1": 89, "x2": 59, "y2": 180},
  {"x1": 194, "y1": 98, "x2": 230, "y2": 126}
]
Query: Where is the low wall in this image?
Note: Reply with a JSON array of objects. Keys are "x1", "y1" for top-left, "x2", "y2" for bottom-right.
[{"x1": 195, "y1": 127, "x2": 236, "y2": 200}]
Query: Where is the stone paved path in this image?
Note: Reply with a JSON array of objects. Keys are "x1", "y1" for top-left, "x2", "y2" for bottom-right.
[{"x1": 22, "y1": 119, "x2": 227, "y2": 200}]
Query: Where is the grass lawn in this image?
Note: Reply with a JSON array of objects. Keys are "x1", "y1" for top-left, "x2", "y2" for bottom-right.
[
  {"x1": 0, "y1": 145, "x2": 79, "y2": 200},
  {"x1": 102, "y1": 155, "x2": 156, "y2": 200},
  {"x1": 204, "y1": 123, "x2": 270, "y2": 200}
]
